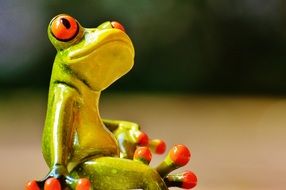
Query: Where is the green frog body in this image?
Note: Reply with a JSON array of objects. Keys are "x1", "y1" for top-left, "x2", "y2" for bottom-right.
[{"x1": 26, "y1": 14, "x2": 197, "y2": 190}]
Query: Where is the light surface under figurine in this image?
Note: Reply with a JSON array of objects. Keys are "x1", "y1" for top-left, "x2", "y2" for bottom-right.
[{"x1": 25, "y1": 14, "x2": 197, "y2": 190}]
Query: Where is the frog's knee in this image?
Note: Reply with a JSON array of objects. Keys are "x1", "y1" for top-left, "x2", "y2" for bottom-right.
[{"x1": 142, "y1": 169, "x2": 168, "y2": 190}]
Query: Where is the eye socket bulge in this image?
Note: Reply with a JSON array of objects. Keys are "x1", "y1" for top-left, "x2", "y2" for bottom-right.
[{"x1": 51, "y1": 15, "x2": 79, "y2": 42}]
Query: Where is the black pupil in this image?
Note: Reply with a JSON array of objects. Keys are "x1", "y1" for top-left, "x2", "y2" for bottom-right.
[{"x1": 61, "y1": 18, "x2": 71, "y2": 29}]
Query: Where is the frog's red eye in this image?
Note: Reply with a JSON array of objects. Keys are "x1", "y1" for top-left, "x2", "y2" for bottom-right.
[
  {"x1": 51, "y1": 15, "x2": 78, "y2": 41},
  {"x1": 111, "y1": 21, "x2": 126, "y2": 32}
]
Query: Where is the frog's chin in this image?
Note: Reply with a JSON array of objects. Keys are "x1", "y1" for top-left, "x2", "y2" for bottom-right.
[
  {"x1": 67, "y1": 29, "x2": 134, "y2": 61},
  {"x1": 69, "y1": 40, "x2": 134, "y2": 61},
  {"x1": 64, "y1": 29, "x2": 135, "y2": 91}
]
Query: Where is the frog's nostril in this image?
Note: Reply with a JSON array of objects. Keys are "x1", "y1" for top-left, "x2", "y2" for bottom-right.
[{"x1": 111, "y1": 21, "x2": 126, "y2": 32}]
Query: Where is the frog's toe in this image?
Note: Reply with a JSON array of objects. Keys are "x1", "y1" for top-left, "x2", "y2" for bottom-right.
[
  {"x1": 164, "y1": 170, "x2": 197, "y2": 189},
  {"x1": 133, "y1": 146, "x2": 152, "y2": 165},
  {"x1": 156, "y1": 144, "x2": 191, "y2": 177},
  {"x1": 25, "y1": 180, "x2": 40, "y2": 190},
  {"x1": 149, "y1": 139, "x2": 166, "y2": 154},
  {"x1": 26, "y1": 176, "x2": 92, "y2": 190},
  {"x1": 26, "y1": 177, "x2": 63, "y2": 190},
  {"x1": 136, "y1": 131, "x2": 149, "y2": 146},
  {"x1": 44, "y1": 178, "x2": 61, "y2": 190},
  {"x1": 75, "y1": 178, "x2": 92, "y2": 190}
]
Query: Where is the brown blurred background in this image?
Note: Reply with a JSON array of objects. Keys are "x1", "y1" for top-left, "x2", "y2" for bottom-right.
[
  {"x1": 1, "y1": 93, "x2": 286, "y2": 189},
  {"x1": 1, "y1": 0, "x2": 286, "y2": 189}
]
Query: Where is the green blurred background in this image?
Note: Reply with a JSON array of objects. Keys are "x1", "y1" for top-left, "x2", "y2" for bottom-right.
[
  {"x1": 1, "y1": 0, "x2": 286, "y2": 94},
  {"x1": 1, "y1": 1, "x2": 286, "y2": 190}
]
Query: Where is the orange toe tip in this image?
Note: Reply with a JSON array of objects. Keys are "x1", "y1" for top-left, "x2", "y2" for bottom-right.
[
  {"x1": 25, "y1": 180, "x2": 40, "y2": 190},
  {"x1": 182, "y1": 171, "x2": 198, "y2": 189},
  {"x1": 134, "y1": 146, "x2": 152, "y2": 163},
  {"x1": 137, "y1": 132, "x2": 149, "y2": 146},
  {"x1": 76, "y1": 178, "x2": 91, "y2": 190},
  {"x1": 44, "y1": 178, "x2": 61, "y2": 190},
  {"x1": 169, "y1": 144, "x2": 191, "y2": 166},
  {"x1": 154, "y1": 140, "x2": 166, "y2": 154}
]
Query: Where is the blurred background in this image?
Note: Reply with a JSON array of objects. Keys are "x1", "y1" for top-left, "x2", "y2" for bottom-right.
[{"x1": 1, "y1": 0, "x2": 286, "y2": 189}]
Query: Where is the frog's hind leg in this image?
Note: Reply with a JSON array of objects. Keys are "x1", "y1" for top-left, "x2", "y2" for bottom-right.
[
  {"x1": 66, "y1": 145, "x2": 197, "y2": 190},
  {"x1": 71, "y1": 157, "x2": 167, "y2": 190},
  {"x1": 130, "y1": 144, "x2": 197, "y2": 189}
]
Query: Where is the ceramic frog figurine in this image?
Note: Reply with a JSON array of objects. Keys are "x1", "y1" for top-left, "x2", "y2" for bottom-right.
[{"x1": 25, "y1": 14, "x2": 197, "y2": 190}]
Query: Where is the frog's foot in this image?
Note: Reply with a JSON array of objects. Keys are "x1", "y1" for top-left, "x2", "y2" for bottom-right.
[
  {"x1": 135, "y1": 131, "x2": 166, "y2": 155},
  {"x1": 25, "y1": 177, "x2": 92, "y2": 190},
  {"x1": 25, "y1": 177, "x2": 63, "y2": 190},
  {"x1": 134, "y1": 132, "x2": 166, "y2": 156},
  {"x1": 155, "y1": 144, "x2": 197, "y2": 189},
  {"x1": 136, "y1": 130, "x2": 166, "y2": 153},
  {"x1": 115, "y1": 127, "x2": 166, "y2": 159},
  {"x1": 133, "y1": 144, "x2": 198, "y2": 189}
]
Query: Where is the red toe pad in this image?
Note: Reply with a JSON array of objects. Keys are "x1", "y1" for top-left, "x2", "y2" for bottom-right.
[
  {"x1": 169, "y1": 144, "x2": 191, "y2": 166},
  {"x1": 137, "y1": 132, "x2": 149, "y2": 146},
  {"x1": 134, "y1": 146, "x2": 152, "y2": 164},
  {"x1": 25, "y1": 180, "x2": 40, "y2": 190},
  {"x1": 182, "y1": 171, "x2": 197, "y2": 189},
  {"x1": 154, "y1": 139, "x2": 166, "y2": 154},
  {"x1": 44, "y1": 178, "x2": 61, "y2": 190},
  {"x1": 76, "y1": 178, "x2": 91, "y2": 190}
]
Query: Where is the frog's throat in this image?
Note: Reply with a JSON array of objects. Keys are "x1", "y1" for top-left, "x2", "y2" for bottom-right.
[{"x1": 60, "y1": 63, "x2": 94, "y2": 91}]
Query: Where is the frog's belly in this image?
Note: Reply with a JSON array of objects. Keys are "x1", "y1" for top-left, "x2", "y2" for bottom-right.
[{"x1": 68, "y1": 123, "x2": 119, "y2": 170}]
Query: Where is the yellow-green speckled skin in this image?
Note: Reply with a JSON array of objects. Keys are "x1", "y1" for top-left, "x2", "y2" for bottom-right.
[
  {"x1": 41, "y1": 14, "x2": 167, "y2": 189},
  {"x1": 71, "y1": 157, "x2": 167, "y2": 189}
]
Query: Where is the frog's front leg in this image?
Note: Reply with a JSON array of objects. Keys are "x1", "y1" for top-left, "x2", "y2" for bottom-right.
[
  {"x1": 29, "y1": 83, "x2": 88, "y2": 190},
  {"x1": 103, "y1": 119, "x2": 166, "y2": 159},
  {"x1": 42, "y1": 83, "x2": 78, "y2": 172}
]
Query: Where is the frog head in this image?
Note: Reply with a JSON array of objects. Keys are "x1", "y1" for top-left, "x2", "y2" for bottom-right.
[{"x1": 48, "y1": 14, "x2": 135, "y2": 91}]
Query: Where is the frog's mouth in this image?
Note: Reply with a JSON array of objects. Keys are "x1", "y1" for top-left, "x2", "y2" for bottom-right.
[
  {"x1": 62, "y1": 28, "x2": 135, "y2": 91},
  {"x1": 67, "y1": 29, "x2": 134, "y2": 61}
]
